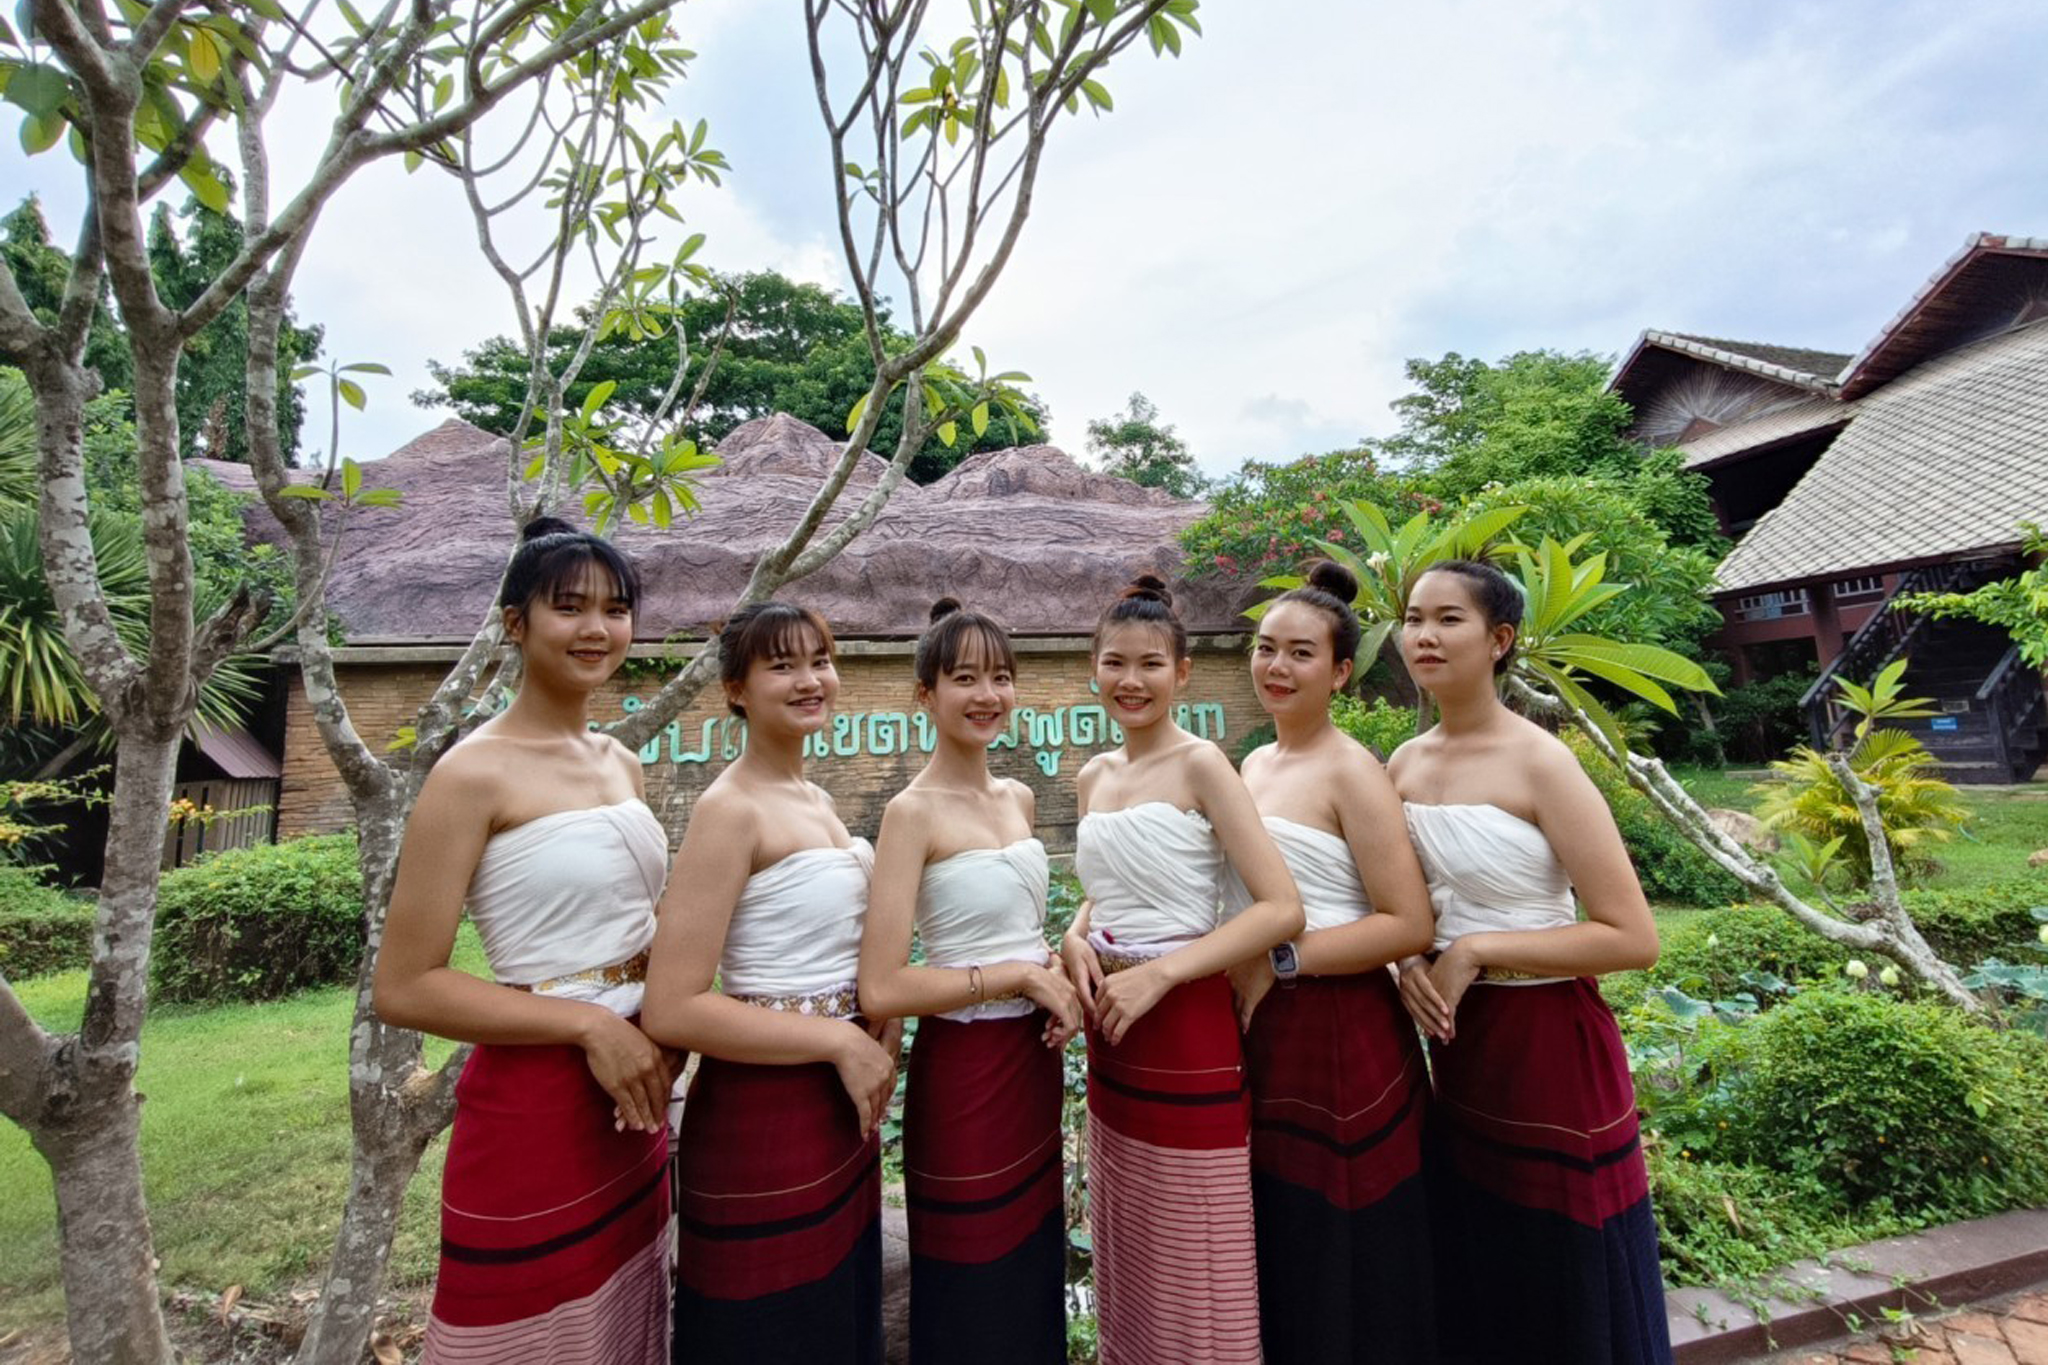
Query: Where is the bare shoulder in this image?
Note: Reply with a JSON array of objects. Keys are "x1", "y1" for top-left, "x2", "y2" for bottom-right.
[
  {"x1": 1326, "y1": 728, "x2": 1392, "y2": 790},
  {"x1": 1521, "y1": 722, "x2": 1596, "y2": 794},
  {"x1": 415, "y1": 734, "x2": 505, "y2": 808},
  {"x1": 1239, "y1": 742, "x2": 1276, "y2": 778},
  {"x1": 808, "y1": 780, "x2": 840, "y2": 813},
  {"x1": 1003, "y1": 777, "x2": 1038, "y2": 824},
  {"x1": 1179, "y1": 736, "x2": 1235, "y2": 780}
]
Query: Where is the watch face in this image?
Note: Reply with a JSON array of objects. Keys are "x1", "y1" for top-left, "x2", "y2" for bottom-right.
[{"x1": 1271, "y1": 942, "x2": 1300, "y2": 977}]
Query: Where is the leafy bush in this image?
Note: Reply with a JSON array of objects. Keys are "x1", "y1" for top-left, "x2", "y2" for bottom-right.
[
  {"x1": 1647, "y1": 1147, "x2": 1904, "y2": 1288},
  {"x1": 1902, "y1": 879, "x2": 2048, "y2": 966},
  {"x1": 1719, "y1": 989, "x2": 2009, "y2": 1207},
  {"x1": 1562, "y1": 731, "x2": 1742, "y2": 908},
  {"x1": 152, "y1": 834, "x2": 363, "y2": 1004},
  {"x1": 1709, "y1": 668, "x2": 1816, "y2": 763},
  {"x1": 0, "y1": 864, "x2": 95, "y2": 978},
  {"x1": 1329, "y1": 693, "x2": 1416, "y2": 760},
  {"x1": 1632, "y1": 904, "x2": 1853, "y2": 1002}
]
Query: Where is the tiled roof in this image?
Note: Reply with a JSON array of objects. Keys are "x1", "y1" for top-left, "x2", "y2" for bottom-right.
[
  {"x1": 1667, "y1": 335, "x2": 1853, "y2": 384},
  {"x1": 1679, "y1": 396, "x2": 1855, "y2": 469},
  {"x1": 1626, "y1": 331, "x2": 1842, "y2": 395},
  {"x1": 1715, "y1": 319, "x2": 2048, "y2": 593},
  {"x1": 1840, "y1": 234, "x2": 2048, "y2": 398}
]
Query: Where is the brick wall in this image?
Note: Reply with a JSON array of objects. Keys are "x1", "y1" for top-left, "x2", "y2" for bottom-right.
[{"x1": 279, "y1": 637, "x2": 1264, "y2": 851}]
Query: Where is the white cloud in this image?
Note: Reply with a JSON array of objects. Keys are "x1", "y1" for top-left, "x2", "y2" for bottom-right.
[{"x1": 7, "y1": 0, "x2": 2045, "y2": 478}]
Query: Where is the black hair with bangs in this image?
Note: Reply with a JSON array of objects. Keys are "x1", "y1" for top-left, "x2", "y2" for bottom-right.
[
  {"x1": 914, "y1": 598, "x2": 1018, "y2": 693},
  {"x1": 1269, "y1": 559, "x2": 1363, "y2": 669},
  {"x1": 718, "y1": 601, "x2": 837, "y2": 717},
  {"x1": 499, "y1": 515, "x2": 642, "y2": 623}
]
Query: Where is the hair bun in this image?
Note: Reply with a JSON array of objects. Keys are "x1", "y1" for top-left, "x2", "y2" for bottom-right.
[
  {"x1": 928, "y1": 596, "x2": 963, "y2": 624},
  {"x1": 521, "y1": 515, "x2": 578, "y2": 543},
  {"x1": 1122, "y1": 573, "x2": 1173, "y2": 607},
  {"x1": 1305, "y1": 558, "x2": 1359, "y2": 602}
]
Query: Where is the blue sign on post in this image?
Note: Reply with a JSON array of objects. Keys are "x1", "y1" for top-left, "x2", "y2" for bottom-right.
[{"x1": 1930, "y1": 717, "x2": 1960, "y2": 732}]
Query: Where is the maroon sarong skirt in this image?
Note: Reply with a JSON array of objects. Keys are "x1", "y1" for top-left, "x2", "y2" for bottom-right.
[
  {"x1": 672, "y1": 1056, "x2": 884, "y2": 1364},
  {"x1": 424, "y1": 1040, "x2": 671, "y2": 1363},
  {"x1": 1085, "y1": 971, "x2": 1260, "y2": 1365},
  {"x1": 1427, "y1": 978, "x2": 1673, "y2": 1365},
  {"x1": 902, "y1": 1011, "x2": 1066, "y2": 1364},
  {"x1": 1243, "y1": 969, "x2": 1435, "y2": 1363}
]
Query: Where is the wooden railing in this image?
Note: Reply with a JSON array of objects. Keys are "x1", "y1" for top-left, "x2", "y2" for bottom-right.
[
  {"x1": 1801, "y1": 561, "x2": 1976, "y2": 750},
  {"x1": 1976, "y1": 642, "x2": 2047, "y2": 780}
]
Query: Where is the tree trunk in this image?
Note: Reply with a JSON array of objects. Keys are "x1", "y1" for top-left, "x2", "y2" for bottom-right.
[
  {"x1": 32, "y1": 732, "x2": 182, "y2": 1365},
  {"x1": 293, "y1": 806, "x2": 467, "y2": 1365}
]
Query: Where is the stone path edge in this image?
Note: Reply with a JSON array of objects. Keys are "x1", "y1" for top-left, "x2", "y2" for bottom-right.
[{"x1": 1668, "y1": 1207, "x2": 2048, "y2": 1362}]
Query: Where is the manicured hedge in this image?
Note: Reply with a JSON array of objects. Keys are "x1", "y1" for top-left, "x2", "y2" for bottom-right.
[
  {"x1": 151, "y1": 834, "x2": 363, "y2": 1004},
  {"x1": 0, "y1": 865, "x2": 95, "y2": 978}
]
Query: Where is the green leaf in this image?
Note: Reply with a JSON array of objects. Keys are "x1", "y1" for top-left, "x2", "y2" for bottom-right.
[
  {"x1": 179, "y1": 159, "x2": 231, "y2": 214},
  {"x1": 20, "y1": 110, "x2": 64, "y2": 155},
  {"x1": 274, "y1": 485, "x2": 333, "y2": 501},
  {"x1": 355, "y1": 488, "x2": 403, "y2": 509},
  {"x1": 845, "y1": 390, "x2": 872, "y2": 435},
  {"x1": 1083, "y1": 0, "x2": 1115, "y2": 22},
  {"x1": 1546, "y1": 636, "x2": 1720, "y2": 694},
  {"x1": 3, "y1": 62, "x2": 69, "y2": 118},
  {"x1": 186, "y1": 29, "x2": 221, "y2": 84},
  {"x1": 1080, "y1": 78, "x2": 1112, "y2": 111},
  {"x1": 936, "y1": 419, "x2": 958, "y2": 447},
  {"x1": 341, "y1": 361, "x2": 392, "y2": 376},
  {"x1": 579, "y1": 379, "x2": 617, "y2": 422},
  {"x1": 971, "y1": 402, "x2": 989, "y2": 437},
  {"x1": 340, "y1": 458, "x2": 362, "y2": 500},
  {"x1": 336, "y1": 377, "x2": 366, "y2": 411}
]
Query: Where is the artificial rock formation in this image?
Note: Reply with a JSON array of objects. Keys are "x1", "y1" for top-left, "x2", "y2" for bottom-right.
[{"x1": 202, "y1": 413, "x2": 1245, "y2": 640}]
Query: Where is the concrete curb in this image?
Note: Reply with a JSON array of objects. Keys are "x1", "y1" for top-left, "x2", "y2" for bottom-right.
[{"x1": 1668, "y1": 1207, "x2": 2048, "y2": 1362}]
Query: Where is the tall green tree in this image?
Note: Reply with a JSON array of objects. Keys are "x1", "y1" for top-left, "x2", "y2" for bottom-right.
[
  {"x1": 1086, "y1": 389, "x2": 1204, "y2": 496},
  {"x1": 7, "y1": 194, "x2": 324, "y2": 463},
  {"x1": 419, "y1": 269, "x2": 1049, "y2": 482},
  {"x1": 146, "y1": 193, "x2": 323, "y2": 464}
]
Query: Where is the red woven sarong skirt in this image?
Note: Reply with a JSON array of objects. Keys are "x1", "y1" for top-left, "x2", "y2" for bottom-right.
[
  {"x1": 903, "y1": 1010, "x2": 1066, "y2": 1364},
  {"x1": 1085, "y1": 971, "x2": 1259, "y2": 1365},
  {"x1": 423, "y1": 1039, "x2": 671, "y2": 1363},
  {"x1": 673, "y1": 1056, "x2": 884, "y2": 1364},
  {"x1": 1243, "y1": 969, "x2": 1435, "y2": 1363},
  {"x1": 1427, "y1": 978, "x2": 1673, "y2": 1365}
]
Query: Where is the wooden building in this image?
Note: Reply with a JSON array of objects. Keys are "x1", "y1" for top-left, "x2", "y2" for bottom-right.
[{"x1": 1611, "y1": 233, "x2": 2048, "y2": 780}]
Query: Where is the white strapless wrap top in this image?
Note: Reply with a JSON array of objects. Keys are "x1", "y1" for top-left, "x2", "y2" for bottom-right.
[
  {"x1": 1220, "y1": 815, "x2": 1371, "y2": 931},
  {"x1": 1074, "y1": 802, "x2": 1223, "y2": 951},
  {"x1": 720, "y1": 839, "x2": 874, "y2": 998},
  {"x1": 918, "y1": 837, "x2": 1050, "y2": 1023},
  {"x1": 466, "y1": 798, "x2": 667, "y2": 1014},
  {"x1": 1403, "y1": 803, "x2": 1575, "y2": 983}
]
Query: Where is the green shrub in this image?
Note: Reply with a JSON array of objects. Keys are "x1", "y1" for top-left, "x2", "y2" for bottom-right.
[
  {"x1": 1563, "y1": 731, "x2": 1742, "y2": 907},
  {"x1": 152, "y1": 834, "x2": 363, "y2": 1004},
  {"x1": 1902, "y1": 879, "x2": 2048, "y2": 966},
  {"x1": 1719, "y1": 989, "x2": 2006, "y2": 1208},
  {"x1": 1641, "y1": 904, "x2": 1854, "y2": 1000},
  {"x1": 0, "y1": 865, "x2": 95, "y2": 978},
  {"x1": 1647, "y1": 1147, "x2": 1900, "y2": 1288},
  {"x1": 1329, "y1": 693, "x2": 1417, "y2": 760}
]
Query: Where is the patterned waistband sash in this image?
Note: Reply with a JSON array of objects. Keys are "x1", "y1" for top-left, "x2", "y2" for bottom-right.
[{"x1": 506, "y1": 948, "x2": 650, "y2": 995}]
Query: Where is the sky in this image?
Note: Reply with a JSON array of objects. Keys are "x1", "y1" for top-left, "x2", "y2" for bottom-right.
[{"x1": 7, "y1": 0, "x2": 2047, "y2": 479}]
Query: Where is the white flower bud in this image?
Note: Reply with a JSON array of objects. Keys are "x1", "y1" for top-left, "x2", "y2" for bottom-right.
[
  {"x1": 1844, "y1": 959, "x2": 1869, "y2": 980},
  {"x1": 1705, "y1": 933, "x2": 1720, "y2": 950},
  {"x1": 1879, "y1": 966, "x2": 1900, "y2": 988}
]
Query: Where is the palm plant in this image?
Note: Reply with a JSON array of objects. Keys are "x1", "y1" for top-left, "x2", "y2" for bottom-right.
[
  {"x1": 0, "y1": 502, "x2": 261, "y2": 758},
  {"x1": 1754, "y1": 659, "x2": 1965, "y2": 884}
]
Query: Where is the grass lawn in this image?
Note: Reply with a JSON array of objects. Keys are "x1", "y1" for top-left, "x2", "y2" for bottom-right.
[
  {"x1": 1666, "y1": 765, "x2": 2048, "y2": 891},
  {"x1": 0, "y1": 928, "x2": 486, "y2": 1333}
]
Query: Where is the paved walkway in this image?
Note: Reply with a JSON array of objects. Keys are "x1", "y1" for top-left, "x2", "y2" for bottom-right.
[{"x1": 1767, "y1": 1286, "x2": 2048, "y2": 1365}]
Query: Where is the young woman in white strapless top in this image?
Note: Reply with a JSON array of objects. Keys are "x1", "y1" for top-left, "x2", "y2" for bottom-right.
[
  {"x1": 858, "y1": 598, "x2": 1083, "y2": 1365},
  {"x1": 1226, "y1": 558, "x2": 1438, "y2": 1365},
  {"x1": 1059, "y1": 575, "x2": 1303, "y2": 1365},
  {"x1": 1390, "y1": 559, "x2": 1672, "y2": 1365},
  {"x1": 643, "y1": 602, "x2": 894, "y2": 1365},
  {"x1": 374, "y1": 516, "x2": 673, "y2": 1363}
]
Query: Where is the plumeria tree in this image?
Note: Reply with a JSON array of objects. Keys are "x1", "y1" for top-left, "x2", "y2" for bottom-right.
[
  {"x1": 1259, "y1": 499, "x2": 1985, "y2": 1013},
  {"x1": 0, "y1": 2, "x2": 1202, "y2": 1361}
]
